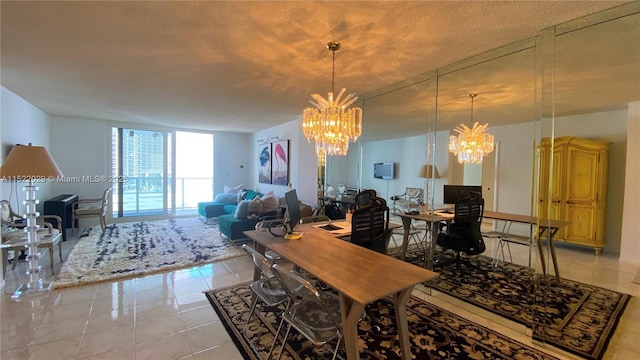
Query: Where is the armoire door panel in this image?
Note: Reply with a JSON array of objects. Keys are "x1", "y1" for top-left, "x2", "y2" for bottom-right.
[
  {"x1": 550, "y1": 203, "x2": 564, "y2": 238},
  {"x1": 551, "y1": 148, "x2": 564, "y2": 201},
  {"x1": 566, "y1": 205, "x2": 595, "y2": 244},
  {"x1": 567, "y1": 149, "x2": 598, "y2": 202}
]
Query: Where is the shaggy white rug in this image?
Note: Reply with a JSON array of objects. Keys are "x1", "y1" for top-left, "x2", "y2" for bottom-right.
[{"x1": 53, "y1": 218, "x2": 246, "y2": 289}]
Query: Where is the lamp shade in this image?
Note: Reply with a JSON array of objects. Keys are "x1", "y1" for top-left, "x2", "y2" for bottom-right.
[
  {"x1": 0, "y1": 143, "x2": 63, "y2": 179},
  {"x1": 417, "y1": 164, "x2": 440, "y2": 179}
]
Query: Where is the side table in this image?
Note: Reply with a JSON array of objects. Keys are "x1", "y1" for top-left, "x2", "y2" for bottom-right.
[{"x1": 1, "y1": 231, "x2": 63, "y2": 276}]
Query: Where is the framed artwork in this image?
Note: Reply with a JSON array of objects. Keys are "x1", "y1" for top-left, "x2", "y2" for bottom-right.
[
  {"x1": 271, "y1": 140, "x2": 289, "y2": 186},
  {"x1": 258, "y1": 143, "x2": 271, "y2": 184}
]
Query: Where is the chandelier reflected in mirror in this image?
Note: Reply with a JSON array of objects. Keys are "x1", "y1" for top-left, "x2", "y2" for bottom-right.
[
  {"x1": 302, "y1": 41, "x2": 362, "y2": 165},
  {"x1": 449, "y1": 93, "x2": 495, "y2": 164}
]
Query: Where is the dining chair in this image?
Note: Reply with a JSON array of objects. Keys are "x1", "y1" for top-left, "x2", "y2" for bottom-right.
[
  {"x1": 253, "y1": 218, "x2": 286, "y2": 265},
  {"x1": 241, "y1": 244, "x2": 290, "y2": 360},
  {"x1": 350, "y1": 196, "x2": 389, "y2": 254},
  {"x1": 72, "y1": 187, "x2": 111, "y2": 235},
  {"x1": 270, "y1": 263, "x2": 343, "y2": 360}
]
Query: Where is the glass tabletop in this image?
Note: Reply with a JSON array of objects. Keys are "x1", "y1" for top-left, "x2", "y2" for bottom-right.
[{"x1": 0, "y1": 231, "x2": 62, "y2": 247}]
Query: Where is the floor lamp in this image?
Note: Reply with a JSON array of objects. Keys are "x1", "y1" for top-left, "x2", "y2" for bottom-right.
[
  {"x1": 418, "y1": 164, "x2": 440, "y2": 209},
  {"x1": 0, "y1": 143, "x2": 63, "y2": 298}
]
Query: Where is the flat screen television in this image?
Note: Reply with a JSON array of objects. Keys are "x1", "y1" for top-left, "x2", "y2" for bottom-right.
[
  {"x1": 443, "y1": 185, "x2": 482, "y2": 204},
  {"x1": 374, "y1": 162, "x2": 394, "y2": 179}
]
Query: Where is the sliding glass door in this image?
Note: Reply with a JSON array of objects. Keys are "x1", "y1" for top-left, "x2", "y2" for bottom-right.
[
  {"x1": 175, "y1": 131, "x2": 214, "y2": 215},
  {"x1": 111, "y1": 127, "x2": 214, "y2": 218}
]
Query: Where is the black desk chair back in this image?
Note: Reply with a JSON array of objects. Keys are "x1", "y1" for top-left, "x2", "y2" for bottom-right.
[
  {"x1": 437, "y1": 191, "x2": 486, "y2": 272},
  {"x1": 354, "y1": 189, "x2": 377, "y2": 208},
  {"x1": 350, "y1": 196, "x2": 389, "y2": 254}
]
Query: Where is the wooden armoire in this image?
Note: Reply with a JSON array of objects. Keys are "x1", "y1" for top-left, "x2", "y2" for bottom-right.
[{"x1": 537, "y1": 136, "x2": 610, "y2": 254}]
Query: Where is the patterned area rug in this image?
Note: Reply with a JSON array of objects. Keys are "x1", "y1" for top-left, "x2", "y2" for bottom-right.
[
  {"x1": 425, "y1": 254, "x2": 630, "y2": 360},
  {"x1": 205, "y1": 282, "x2": 560, "y2": 360},
  {"x1": 53, "y1": 218, "x2": 245, "y2": 288}
]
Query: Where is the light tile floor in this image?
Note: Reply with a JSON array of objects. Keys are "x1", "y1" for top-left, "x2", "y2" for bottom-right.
[{"x1": 1, "y1": 230, "x2": 639, "y2": 359}]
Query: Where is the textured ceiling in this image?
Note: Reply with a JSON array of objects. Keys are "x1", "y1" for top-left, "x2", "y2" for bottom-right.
[{"x1": 1, "y1": 1, "x2": 636, "y2": 141}]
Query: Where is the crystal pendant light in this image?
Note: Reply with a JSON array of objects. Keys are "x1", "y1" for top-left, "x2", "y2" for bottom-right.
[
  {"x1": 448, "y1": 94, "x2": 495, "y2": 164},
  {"x1": 302, "y1": 41, "x2": 362, "y2": 165}
]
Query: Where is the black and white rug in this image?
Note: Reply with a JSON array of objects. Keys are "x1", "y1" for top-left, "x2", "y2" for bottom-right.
[{"x1": 54, "y1": 218, "x2": 245, "y2": 288}]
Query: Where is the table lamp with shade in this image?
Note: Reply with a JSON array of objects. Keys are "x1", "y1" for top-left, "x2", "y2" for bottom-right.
[
  {"x1": 0, "y1": 143, "x2": 63, "y2": 298},
  {"x1": 417, "y1": 164, "x2": 440, "y2": 208}
]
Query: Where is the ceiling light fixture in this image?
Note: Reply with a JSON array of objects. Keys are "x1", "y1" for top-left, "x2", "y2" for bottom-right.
[
  {"x1": 449, "y1": 93, "x2": 495, "y2": 164},
  {"x1": 302, "y1": 41, "x2": 362, "y2": 165}
]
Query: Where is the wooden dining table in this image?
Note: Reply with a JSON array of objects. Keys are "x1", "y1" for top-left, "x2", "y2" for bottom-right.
[
  {"x1": 483, "y1": 211, "x2": 568, "y2": 280},
  {"x1": 395, "y1": 210, "x2": 567, "y2": 280},
  {"x1": 245, "y1": 223, "x2": 438, "y2": 360},
  {"x1": 395, "y1": 212, "x2": 454, "y2": 268}
]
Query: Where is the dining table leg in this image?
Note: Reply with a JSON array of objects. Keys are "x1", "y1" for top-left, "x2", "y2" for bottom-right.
[
  {"x1": 399, "y1": 217, "x2": 413, "y2": 261},
  {"x1": 392, "y1": 287, "x2": 415, "y2": 359},
  {"x1": 538, "y1": 228, "x2": 561, "y2": 281},
  {"x1": 338, "y1": 294, "x2": 365, "y2": 360}
]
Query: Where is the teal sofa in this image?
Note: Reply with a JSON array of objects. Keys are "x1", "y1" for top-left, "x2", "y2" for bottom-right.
[
  {"x1": 217, "y1": 213, "x2": 266, "y2": 241},
  {"x1": 198, "y1": 189, "x2": 279, "y2": 241},
  {"x1": 197, "y1": 189, "x2": 262, "y2": 222}
]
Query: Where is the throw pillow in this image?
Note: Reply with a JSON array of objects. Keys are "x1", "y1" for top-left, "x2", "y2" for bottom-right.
[
  {"x1": 247, "y1": 197, "x2": 263, "y2": 219},
  {"x1": 300, "y1": 202, "x2": 313, "y2": 217},
  {"x1": 234, "y1": 200, "x2": 251, "y2": 219},
  {"x1": 261, "y1": 194, "x2": 279, "y2": 213},
  {"x1": 244, "y1": 190, "x2": 263, "y2": 200},
  {"x1": 214, "y1": 193, "x2": 238, "y2": 204},
  {"x1": 236, "y1": 190, "x2": 247, "y2": 204},
  {"x1": 224, "y1": 183, "x2": 244, "y2": 194}
]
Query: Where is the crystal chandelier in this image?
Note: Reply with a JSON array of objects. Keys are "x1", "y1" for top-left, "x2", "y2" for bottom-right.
[
  {"x1": 302, "y1": 41, "x2": 362, "y2": 165},
  {"x1": 449, "y1": 93, "x2": 495, "y2": 164}
]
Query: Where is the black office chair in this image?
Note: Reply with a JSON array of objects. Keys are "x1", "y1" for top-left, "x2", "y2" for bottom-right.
[
  {"x1": 436, "y1": 191, "x2": 486, "y2": 272},
  {"x1": 354, "y1": 189, "x2": 377, "y2": 208},
  {"x1": 350, "y1": 196, "x2": 389, "y2": 254}
]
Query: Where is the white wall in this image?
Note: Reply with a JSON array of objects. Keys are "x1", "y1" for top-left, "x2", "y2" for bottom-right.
[
  {"x1": 49, "y1": 117, "x2": 108, "y2": 200},
  {"x1": 341, "y1": 132, "x2": 448, "y2": 204},
  {"x1": 359, "y1": 135, "x2": 426, "y2": 201},
  {"x1": 1, "y1": 87, "x2": 53, "y2": 212},
  {"x1": 490, "y1": 122, "x2": 538, "y2": 216},
  {"x1": 214, "y1": 132, "x2": 252, "y2": 196},
  {"x1": 252, "y1": 119, "x2": 317, "y2": 204},
  {"x1": 620, "y1": 103, "x2": 640, "y2": 265}
]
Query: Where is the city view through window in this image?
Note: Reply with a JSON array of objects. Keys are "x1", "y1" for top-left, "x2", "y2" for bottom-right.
[{"x1": 111, "y1": 128, "x2": 214, "y2": 217}]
